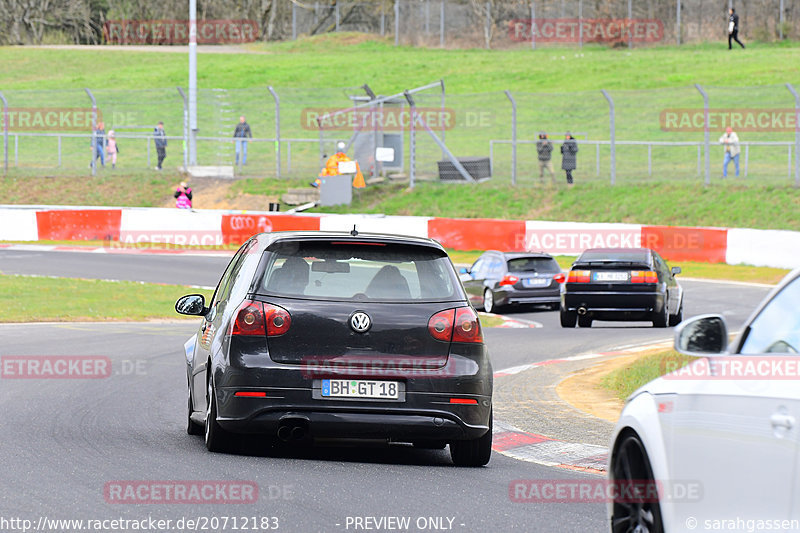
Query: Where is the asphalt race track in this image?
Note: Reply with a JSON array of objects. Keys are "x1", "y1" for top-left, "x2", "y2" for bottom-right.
[{"x1": 0, "y1": 249, "x2": 773, "y2": 532}]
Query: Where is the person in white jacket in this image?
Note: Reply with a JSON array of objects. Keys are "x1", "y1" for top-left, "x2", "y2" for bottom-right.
[{"x1": 719, "y1": 127, "x2": 741, "y2": 178}]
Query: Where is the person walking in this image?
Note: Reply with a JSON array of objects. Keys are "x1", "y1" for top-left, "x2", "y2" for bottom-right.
[
  {"x1": 154, "y1": 121, "x2": 167, "y2": 170},
  {"x1": 719, "y1": 127, "x2": 741, "y2": 178},
  {"x1": 536, "y1": 132, "x2": 555, "y2": 183},
  {"x1": 174, "y1": 181, "x2": 192, "y2": 209},
  {"x1": 107, "y1": 130, "x2": 118, "y2": 169},
  {"x1": 728, "y1": 8, "x2": 745, "y2": 49},
  {"x1": 90, "y1": 121, "x2": 105, "y2": 168},
  {"x1": 560, "y1": 133, "x2": 578, "y2": 186},
  {"x1": 233, "y1": 115, "x2": 252, "y2": 166}
]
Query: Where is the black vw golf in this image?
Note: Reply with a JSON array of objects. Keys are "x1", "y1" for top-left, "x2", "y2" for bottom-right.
[{"x1": 176, "y1": 231, "x2": 493, "y2": 466}]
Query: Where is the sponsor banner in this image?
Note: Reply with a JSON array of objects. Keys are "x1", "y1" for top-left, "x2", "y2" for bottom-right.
[
  {"x1": 36, "y1": 209, "x2": 122, "y2": 241},
  {"x1": 103, "y1": 20, "x2": 259, "y2": 45},
  {"x1": 508, "y1": 18, "x2": 664, "y2": 43},
  {"x1": 1, "y1": 108, "x2": 99, "y2": 132},
  {"x1": 221, "y1": 214, "x2": 321, "y2": 245},
  {"x1": 522, "y1": 222, "x2": 643, "y2": 254},
  {"x1": 1, "y1": 356, "x2": 111, "y2": 379},
  {"x1": 319, "y1": 214, "x2": 431, "y2": 239},
  {"x1": 660, "y1": 108, "x2": 800, "y2": 132},
  {"x1": 0, "y1": 208, "x2": 39, "y2": 240},
  {"x1": 641, "y1": 225, "x2": 728, "y2": 263},
  {"x1": 104, "y1": 480, "x2": 258, "y2": 504},
  {"x1": 726, "y1": 228, "x2": 800, "y2": 269},
  {"x1": 429, "y1": 218, "x2": 526, "y2": 252}
]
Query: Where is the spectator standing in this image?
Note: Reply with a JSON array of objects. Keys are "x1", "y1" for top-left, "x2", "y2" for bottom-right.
[
  {"x1": 154, "y1": 121, "x2": 167, "y2": 170},
  {"x1": 560, "y1": 133, "x2": 578, "y2": 186},
  {"x1": 233, "y1": 115, "x2": 252, "y2": 166},
  {"x1": 91, "y1": 121, "x2": 105, "y2": 168},
  {"x1": 174, "y1": 181, "x2": 192, "y2": 209},
  {"x1": 719, "y1": 127, "x2": 741, "y2": 178},
  {"x1": 728, "y1": 8, "x2": 745, "y2": 49},
  {"x1": 107, "y1": 130, "x2": 118, "y2": 169},
  {"x1": 536, "y1": 132, "x2": 555, "y2": 183}
]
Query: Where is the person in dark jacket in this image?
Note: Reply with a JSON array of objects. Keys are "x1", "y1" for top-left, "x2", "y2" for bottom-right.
[
  {"x1": 154, "y1": 121, "x2": 167, "y2": 170},
  {"x1": 560, "y1": 133, "x2": 578, "y2": 185},
  {"x1": 233, "y1": 115, "x2": 252, "y2": 165},
  {"x1": 536, "y1": 132, "x2": 555, "y2": 183},
  {"x1": 728, "y1": 8, "x2": 745, "y2": 49}
]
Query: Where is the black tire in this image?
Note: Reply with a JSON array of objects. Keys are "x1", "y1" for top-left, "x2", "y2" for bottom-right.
[
  {"x1": 450, "y1": 411, "x2": 492, "y2": 467},
  {"x1": 668, "y1": 302, "x2": 683, "y2": 327},
  {"x1": 205, "y1": 378, "x2": 231, "y2": 452},
  {"x1": 578, "y1": 315, "x2": 593, "y2": 328},
  {"x1": 186, "y1": 394, "x2": 203, "y2": 436},
  {"x1": 560, "y1": 307, "x2": 577, "y2": 328},
  {"x1": 652, "y1": 302, "x2": 668, "y2": 328},
  {"x1": 483, "y1": 289, "x2": 495, "y2": 314},
  {"x1": 611, "y1": 432, "x2": 664, "y2": 533}
]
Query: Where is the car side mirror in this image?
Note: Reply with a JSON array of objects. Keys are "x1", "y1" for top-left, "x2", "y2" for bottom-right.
[
  {"x1": 671, "y1": 266, "x2": 682, "y2": 275},
  {"x1": 175, "y1": 294, "x2": 207, "y2": 316},
  {"x1": 674, "y1": 314, "x2": 728, "y2": 356}
]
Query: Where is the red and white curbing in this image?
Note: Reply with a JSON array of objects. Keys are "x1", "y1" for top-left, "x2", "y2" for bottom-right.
[
  {"x1": 480, "y1": 312, "x2": 542, "y2": 329},
  {"x1": 491, "y1": 340, "x2": 673, "y2": 472}
]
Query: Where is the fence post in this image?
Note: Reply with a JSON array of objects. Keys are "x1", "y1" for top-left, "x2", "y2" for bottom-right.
[
  {"x1": 601, "y1": 89, "x2": 616, "y2": 185},
  {"x1": 676, "y1": 0, "x2": 681, "y2": 45},
  {"x1": 189, "y1": 0, "x2": 198, "y2": 166},
  {"x1": 0, "y1": 91, "x2": 7, "y2": 175},
  {"x1": 425, "y1": 0, "x2": 430, "y2": 35},
  {"x1": 292, "y1": 2, "x2": 297, "y2": 40},
  {"x1": 440, "y1": 0, "x2": 445, "y2": 47},
  {"x1": 395, "y1": 0, "x2": 400, "y2": 46},
  {"x1": 530, "y1": 1, "x2": 535, "y2": 50},
  {"x1": 504, "y1": 90, "x2": 517, "y2": 186},
  {"x1": 695, "y1": 84, "x2": 710, "y2": 186},
  {"x1": 381, "y1": 2, "x2": 386, "y2": 36},
  {"x1": 578, "y1": 0, "x2": 583, "y2": 49},
  {"x1": 85, "y1": 88, "x2": 97, "y2": 176},
  {"x1": 627, "y1": 0, "x2": 632, "y2": 49},
  {"x1": 177, "y1": 87, "x2": 189, "y2": 170},
  {"x1": 335, "y1": 2, "x2": 340, "y2": 31},
  {"x1": 779, "y1": 0, "x2": 785, "y2": 40},
  {"x1": 408, "y1": 96, "x2": 416, "y2": 188},
  {"x1": 268, "y1": 86, "x2": 281, "y2": 179},
  {"x1": 786, "y1": 83, "x2": 800, "y2": 188},
  {"x1": 440, "y1": 79, "x2": 446, "y2": 159}
]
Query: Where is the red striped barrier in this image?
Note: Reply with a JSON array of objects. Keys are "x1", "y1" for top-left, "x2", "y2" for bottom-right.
[
  {"x1": 641, "y1": 225, "x2": 728, "y2": 263},
  {"x1": 428, "y1": 218, "x2": 526, "y2": 252}
]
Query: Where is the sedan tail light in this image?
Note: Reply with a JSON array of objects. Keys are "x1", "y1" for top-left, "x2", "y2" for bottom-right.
[
  {"x1": 498, "y1": 274, "x2": 519, "y2": 286},
  {"x1": 428, "y1": 307, "x2": 483, "y2": 344},
  {"x1": 231, "y1": 301, "x2": 291, "y2": 337},
  {"x1": 631, "y1": 270, "x2": 658, "y2": 284},
  {"x1": 553, "y1": 273, "x2": 566, "y2": 284},
  {"x1": 567, "y1": 270, "x2": 591, "y2": 283}
]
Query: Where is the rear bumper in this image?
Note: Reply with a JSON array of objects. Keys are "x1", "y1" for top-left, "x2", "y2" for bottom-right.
[
  {"x1": 563, "y1": 290, "x2": 664, "y2": 320},
  {"x1": 499, "y1": 287, "x2": 560, "y2": 306}
]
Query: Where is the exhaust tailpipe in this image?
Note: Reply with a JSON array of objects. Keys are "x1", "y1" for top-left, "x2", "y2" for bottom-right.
[
  {"x1": 290, "y1": 426, "x2": 305, "y2": 440},
  {"x1": 277, "y1": 425, "x2": 292, "y2": 442},
  {"x1": 577, "y1": 307, "x2": 588, "y2": 316}
]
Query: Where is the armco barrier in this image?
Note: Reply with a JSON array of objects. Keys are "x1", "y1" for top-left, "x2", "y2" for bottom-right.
[{"x1": 1, "y1": 206, "x2": 798, "y2": 270}]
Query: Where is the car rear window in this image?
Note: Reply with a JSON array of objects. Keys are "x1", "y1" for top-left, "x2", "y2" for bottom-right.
[
  {"x1": 576, "y1": 249, "x2": 650, "y2": 264},
  {"x1": 506, "y1": 257, "x2": 560, "y2": 273},
  {"x1": 258, "y1": 241, "x2": 460, "y2": 302}
]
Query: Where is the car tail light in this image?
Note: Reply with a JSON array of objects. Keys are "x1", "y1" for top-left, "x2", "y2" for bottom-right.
[
  {"x1": 235, "y1": 391, "x2": 267, "y2": 398},
  {"x1": 428, "y1": 309, "x2": 455, "y2": 342},
  {"x1": 427, "y1": 307, "x2": 483, "y2": 344},
  {"x1": 450, "y1": 398, "x2": 478, "y2": 404},
  {"x1": 498, "y1": 274, "x2": 519, "y2": 286},
  {"x1": 553, "y1": 273, "x2": 566, "y2": 284},
  {"x1": 631, "y1": 270, "x2": 658, "y2": 283},
  {"x1": 231, "y1": 301, "x2": 291, "y2": 337},
  {"x1": 264, "y1": 304, "x2": 292, "y2": 336},
  {"x1": 567, "y1": 270, "x2": 591, "y2": 283},
  {"x1": 453, "y1": 307, "x2": 483, "y2": 343}
]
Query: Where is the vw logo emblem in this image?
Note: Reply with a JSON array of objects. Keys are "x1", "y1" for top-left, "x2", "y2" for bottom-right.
[{"x1": 350, "y1": 311, "x2": 371, "y2": 333}]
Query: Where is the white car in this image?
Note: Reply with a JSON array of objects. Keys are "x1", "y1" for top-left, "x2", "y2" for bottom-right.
[{"x1": 608, "y1": 268, "x2": 800, "y2": 533}]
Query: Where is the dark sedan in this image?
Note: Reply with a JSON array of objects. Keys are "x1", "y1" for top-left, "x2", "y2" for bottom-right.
[
  {"x1": 175, "y1": 231, "x2": 493, "y2": 466},
  {"x1": 460, "y1": 251, "x2": 562, "y2": 313},
  {"x1": 559, "y1": 247, "x2": 683, "y2": 328}
]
